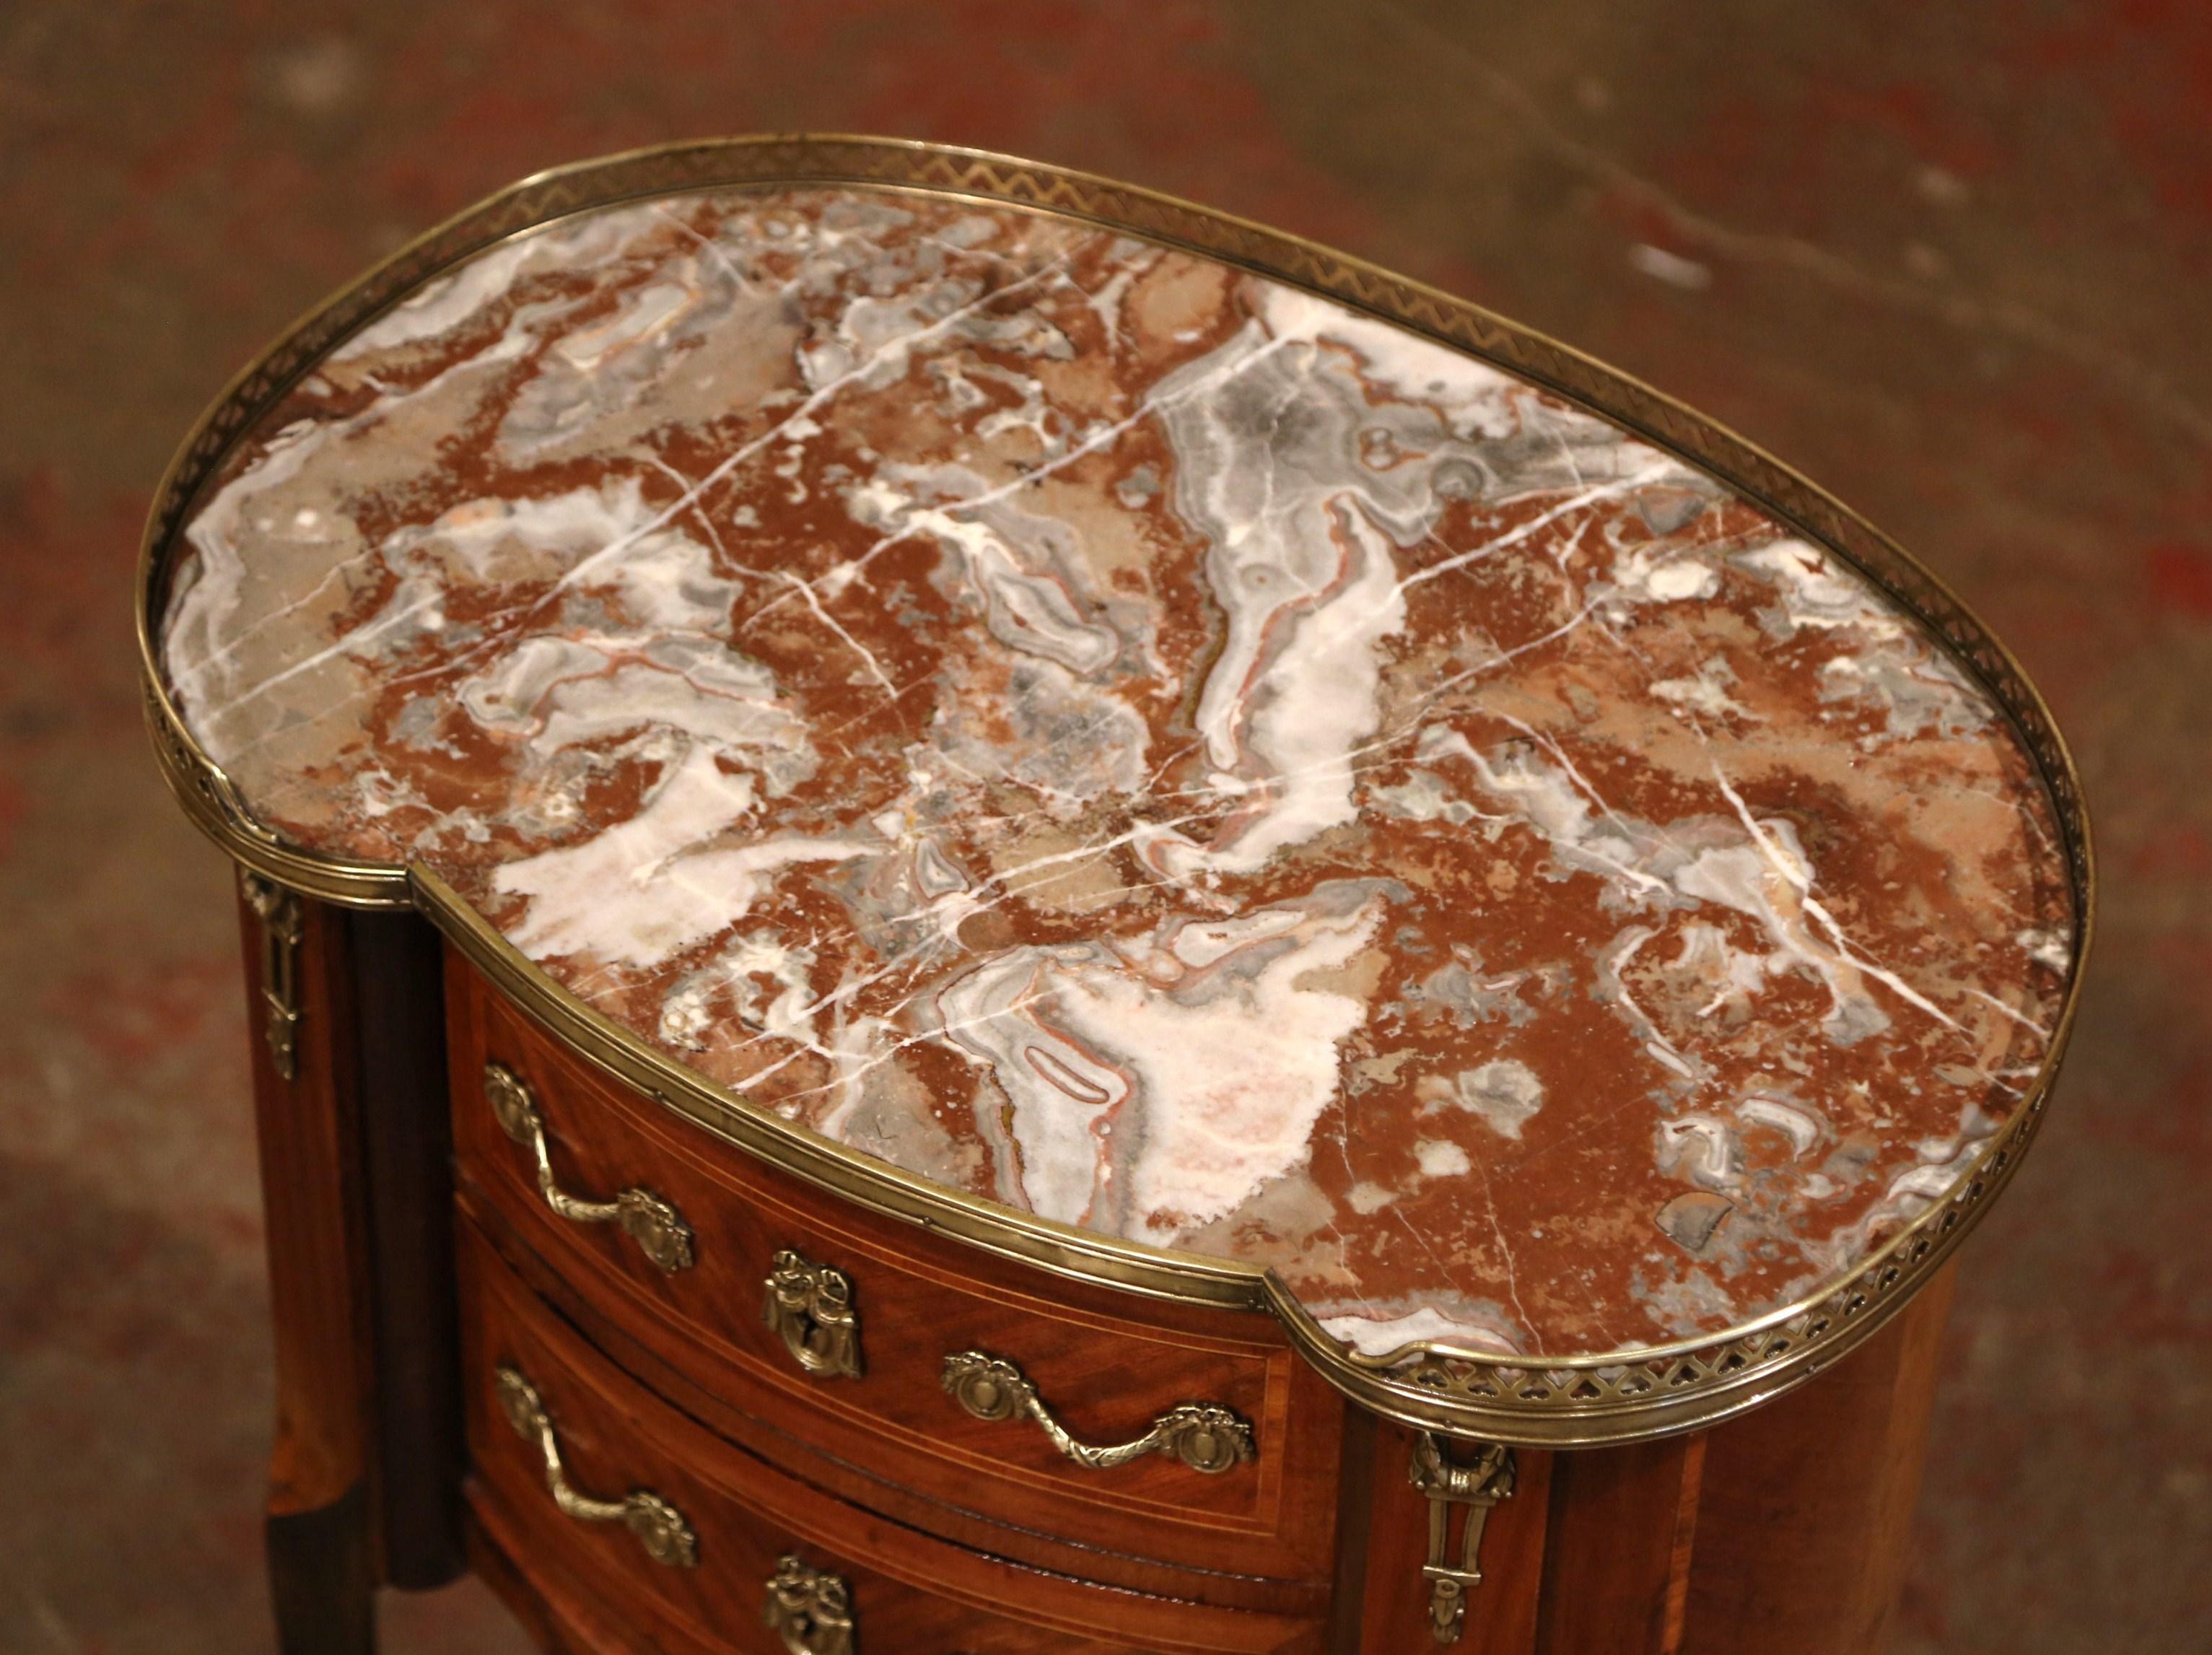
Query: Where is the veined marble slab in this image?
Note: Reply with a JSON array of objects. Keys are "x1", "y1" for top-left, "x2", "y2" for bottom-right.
[{"x1": 159, "y1": 185, "x2": 2073, "y2": 1361}]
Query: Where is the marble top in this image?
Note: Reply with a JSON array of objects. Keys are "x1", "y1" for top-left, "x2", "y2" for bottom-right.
[{"x1": 159, "y1": 185, "x2": 2073, "y2": 1363}]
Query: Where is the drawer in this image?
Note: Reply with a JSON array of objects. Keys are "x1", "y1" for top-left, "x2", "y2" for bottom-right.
[
  {"x1": 458, "y1": 1220, "x2": 1327, "y2": 1654},
  {"x1": 445, "y1": 948, "x2": 1342, "y2": 1602}
]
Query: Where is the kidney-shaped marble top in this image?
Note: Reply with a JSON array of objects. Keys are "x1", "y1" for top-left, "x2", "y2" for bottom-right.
[{"x1": 159, "y1": 185, "x2": 2074, "y2": 1364}]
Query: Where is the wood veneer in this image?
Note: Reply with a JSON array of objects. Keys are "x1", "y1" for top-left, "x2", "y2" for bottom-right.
[
  {"x1": 228, "y1": 886, "x2": 1972, "y2": 1655},
  {"x1": 240, "y1": 898, "x2": 468, "y2": 1638},
  {"x1": 447, "y1": 947, "x2": 1342, "y2": 1596},
  {"x1": 1682, "y1": 1266, "x2": 1959, "y2": 1655},
  {"x1": 237, "y1": 888, "x2": 376, "y2": 1655},
  {"x1": 351, "y1": 909, "x2": 465, "y2": 1587},
  {"x1": 459, "y1": 1219, "x2": 1329, "y2": 1653}
]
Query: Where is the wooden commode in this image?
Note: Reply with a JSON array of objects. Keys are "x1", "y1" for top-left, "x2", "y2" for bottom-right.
[{"x1": 139, "y1": 137, "x2": 2091, "y2": 1654}]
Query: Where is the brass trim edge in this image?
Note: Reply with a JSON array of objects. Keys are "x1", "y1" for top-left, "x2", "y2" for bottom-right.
[
  {"x1": 141, "y1": 136, "x2": 2094, "y2": 1446},
  {"x1": 414, "y1": 861, "x2": 2068, "y2": 1445},
  {"x1": 146, "y1": 686, "x2": 410, "y2": 909},
  {"x1": 413, "y1": 865, "x2": 1267, "y2": 1316}
]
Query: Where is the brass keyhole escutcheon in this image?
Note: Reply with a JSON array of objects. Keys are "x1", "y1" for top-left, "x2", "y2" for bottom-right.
[
  {"x1": 764, "y1": 1553, "x2": 855, "y2": 1654},
  {"x1": 763, "y1": 1248, "x2": 862, "y2": 1379}
]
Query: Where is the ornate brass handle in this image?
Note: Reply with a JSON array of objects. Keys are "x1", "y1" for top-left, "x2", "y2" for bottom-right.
[
  {"x1": 764, "y1": 1553, "x2": 855, "y2": 1655},
  {"x1": 941, "y1": 1350, "x2": 1256, "y2": 1475},
  {"x1": 763, "y1": 1249, "x2": 862, "y2": 1379},
  {"x1": 484, "y1": 1062, "x2": 694, "y2": 1272},
  {"x1": 494, "y1": 1366, "x2": 698, "y2": 1568}
]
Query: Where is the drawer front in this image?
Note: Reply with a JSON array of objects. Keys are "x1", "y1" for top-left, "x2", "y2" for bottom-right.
[
  {"x1": 458, "y1": 1220, "x2": 1326, "y2": 1655},
  {"x1": 446, "y1": 949, "x2": 1342, "y2": 1597}
]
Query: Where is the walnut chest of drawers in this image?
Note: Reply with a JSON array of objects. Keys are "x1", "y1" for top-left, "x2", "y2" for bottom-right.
[{"x1": 139, "y1": 137, "x2": 2089, "y2": 1655}]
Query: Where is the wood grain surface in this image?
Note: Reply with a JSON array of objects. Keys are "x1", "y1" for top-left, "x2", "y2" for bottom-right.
[
  {"x1": 236, "y1": 888, "x2": 377, "y2": 1652},
  {"x1": 457, "y1": 1218, "x2": 1329, "y2": 1653},
  {"x1": 1683, "y1": 1265, "x2": 1959, "y2": 1655},
  {"x1": 447, "y1": 950, "x2": 1342, "y2": 1597}
]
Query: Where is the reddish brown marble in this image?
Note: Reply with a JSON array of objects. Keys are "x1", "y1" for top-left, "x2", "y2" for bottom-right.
[{"x1": 157, "y1": 185, "x2": 2073, "y2": 1361}]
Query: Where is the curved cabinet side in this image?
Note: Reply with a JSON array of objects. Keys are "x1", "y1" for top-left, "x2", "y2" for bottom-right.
[{"x1": 235, "y1": 876, "x2": 377, "y2": 1655}]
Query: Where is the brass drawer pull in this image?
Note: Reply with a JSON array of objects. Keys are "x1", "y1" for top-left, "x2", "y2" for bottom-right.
[
  {"x1": 941, "y1": 1351, "x2": 1256, "y2": 1475},
  {"x1": 764, "y1": 1553, "x2": 855, "y2": 1655},
  {"x1": 494, "y1": 1366, "x2": 698, "y2": 1568},
  {"x1": 484, "y1": 1062, "x2": 694, "y2": 1272},
  {"x1": 764, "y1": 1249, "x2": 862, "y2": 1379}
]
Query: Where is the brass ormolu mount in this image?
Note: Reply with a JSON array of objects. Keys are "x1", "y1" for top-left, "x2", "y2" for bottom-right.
[
  {"x1": 1410, "y1": 1432, "x2": 1517, "y2": 1645},
  {"x1": 240, "y1": 870, "x2": 303, "y2": 1080}
]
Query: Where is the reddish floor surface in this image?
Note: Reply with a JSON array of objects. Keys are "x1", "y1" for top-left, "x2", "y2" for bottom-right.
[{"x1": 2, "y1": 4, "x2": 2206, "y2": 1651}]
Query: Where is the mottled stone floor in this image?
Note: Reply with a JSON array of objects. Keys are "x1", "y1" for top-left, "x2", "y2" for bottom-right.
[{"x1": 1, "y1": 4, "x2": 2204, "y2": 1651}]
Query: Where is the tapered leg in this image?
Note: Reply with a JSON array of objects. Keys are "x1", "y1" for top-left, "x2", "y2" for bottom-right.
[
  {"x1": 268, "y1": 1485, "x2": 376, "y2": 1655},
  {"x1": 348, "y1": 909, "x2": 465, "y2": 1589}
]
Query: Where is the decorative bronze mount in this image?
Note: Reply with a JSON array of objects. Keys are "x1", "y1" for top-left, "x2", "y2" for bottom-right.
[
  {"x1": 764, "y1": 1553, "x2": 855, "y2": 1655},
  {"x1": 495, "y1": 1364, "x2": 698, "y2": 1568},
  {"x1": 1410, "y1": 1432, "x2": 1518, "y2": 1645},
  {"x1": 483, "y1": 1061, "x2": 695, "y2": 1272},
  {"x1": 763, "y1": 1249, "x2": 863, "y2": 1379},
  {"x1": 942, "y1": 1350, "x2": 1255, "y2": 1475},
  {"x1": 239, "y1": 870, "x2": 303, "y2": 1080}
]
